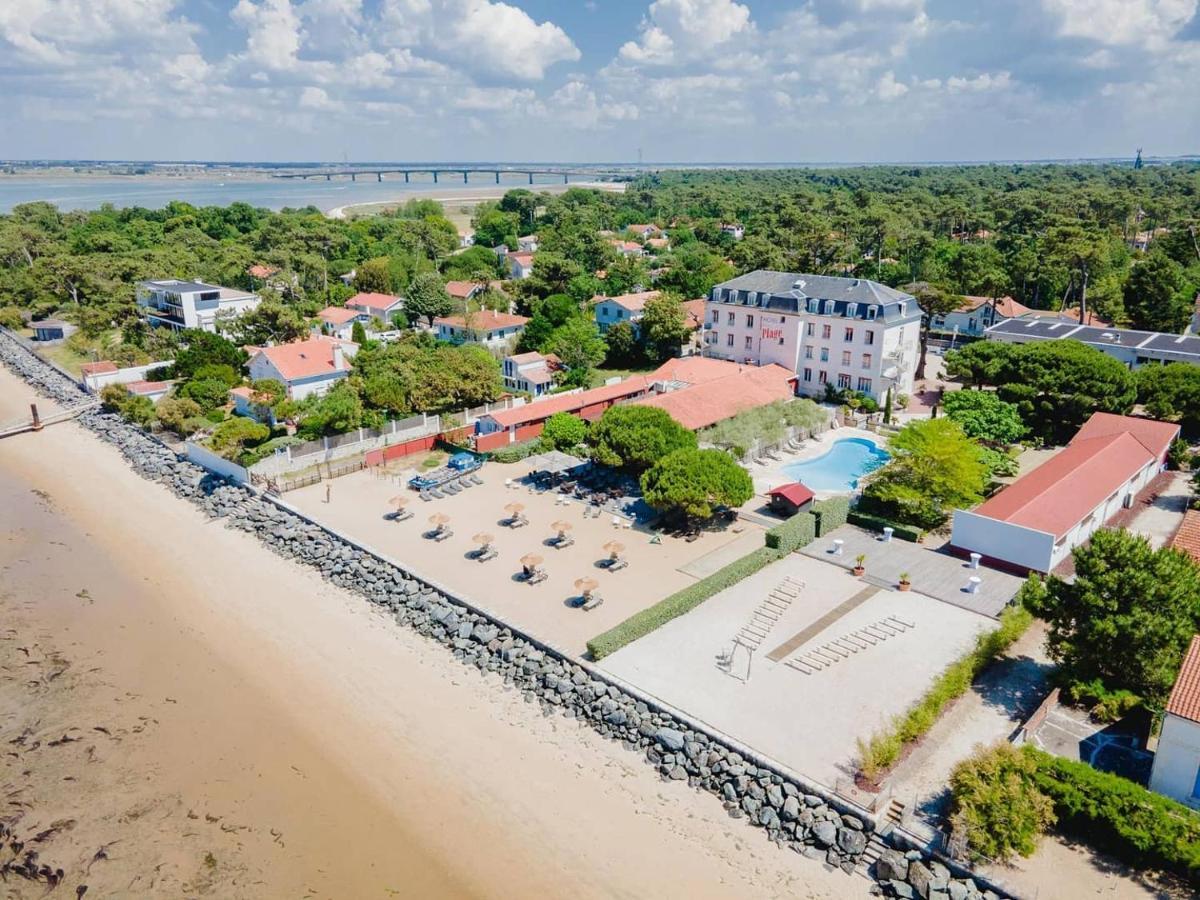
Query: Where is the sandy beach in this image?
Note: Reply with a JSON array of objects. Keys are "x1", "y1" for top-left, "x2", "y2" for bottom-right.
[
  {"x1": 0, "y1": 367, "x2": 861, "y2": 899},
  {"x1": 326, "y1": 181, "x2": 626, "y2": 223}
]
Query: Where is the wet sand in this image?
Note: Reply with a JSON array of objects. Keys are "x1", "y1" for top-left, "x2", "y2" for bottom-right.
[{"x1": 0, "y1": 367, "x2": 860, "y2": 899}]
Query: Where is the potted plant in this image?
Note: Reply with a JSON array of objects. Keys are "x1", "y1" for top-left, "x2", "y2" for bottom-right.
[
  {"x1": 898, "y1": 572, "x2": 911, "y2": 591},
  {"x1": 853, "y1": 553, "x2": 866, "y2": 576}
]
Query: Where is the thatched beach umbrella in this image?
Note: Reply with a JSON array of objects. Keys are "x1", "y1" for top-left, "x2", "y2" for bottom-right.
[
  {"x1": 520, "y1": 553, "x2": 543, "y2": 568},
  {"x1": 602, "y1": 540, "x2": 625, "y2": 556},
  {"x1": 551, "y1": 520, "x2": 572, "y2": 536},
  {"x1": 574, "y1": 577, "x2": 599, "y2": 597},
  {"x1": 473, "y1": 532, "x2": 495, "y2": 547},
  {"x1": 504, "y1": 501, "x2": 526, "y2": 515},
  {"x1": 429, "y1": 513, "x2": 450, "y2": 527},
  {"x1": 389, "y1": 495, "x2": 410, "y2": 510}
]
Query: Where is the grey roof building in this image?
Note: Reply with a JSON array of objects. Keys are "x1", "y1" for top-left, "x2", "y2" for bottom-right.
[
  {"x1": 985, "y1": 318, "x2": 1200, "y2": 367},
  {"x1": 703, "y1": 271, "x2": 924, "y2": 402}
]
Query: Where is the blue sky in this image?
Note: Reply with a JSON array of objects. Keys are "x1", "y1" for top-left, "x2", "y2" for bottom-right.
[{"x1": 1, "y1": 0, "x2": 1197, "y2": 163}]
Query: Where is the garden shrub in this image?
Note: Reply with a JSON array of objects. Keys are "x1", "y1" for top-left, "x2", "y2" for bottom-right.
[
  {"x1": 587, "y1": 546, "x2": 783, "y2": 659},
  {"x1": 950, "y1": 743, "x2": 1056, "y2": 862},
  {"x1": 487, "y1": 436, "x2": 550, "y2": 463},
  {"x1": 764, "y1": 512, "x2": 816, "y2": 553},
  {"x1": 857, "y1": 604, "x2": 1033, "y2": 780},
  {"x1": 846, "y1": 510, "x2": 923, "y2": 542},
  {"x1": 1027, "y1": 747, "x2": 1200, "y2": 879},
  {"x1": 811, "y1": 496, "x2": 850, "y2": 537}
]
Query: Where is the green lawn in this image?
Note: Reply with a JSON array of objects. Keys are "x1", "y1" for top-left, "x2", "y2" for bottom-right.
[{"x1": 590, "y1": 364, "x2": 658, "y2": 387}]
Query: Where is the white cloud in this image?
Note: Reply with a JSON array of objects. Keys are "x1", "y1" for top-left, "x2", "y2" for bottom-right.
[
  {"x1": 1042, "y1": 0, "x2": 1196, "y2": 47},
  {"x1": 232, "y1": 0, "x2": 304, "y2": 70},
  {"x1": 299, "y1": 85, "x2": 333, "y2": 108},
  {"x1": 945, "y1": 71, "x2": 1012, "y2": 93},
  {"x1": 619, "y1": 0, "x2": 754, "y2": 65},
  {"x1": 380, "y1": 0, "x2": 579, "y2": 81},
  {"x1": 876, "y1": 70, "x2": 909, "y2": 99},
  {"x1": 0, "y1": 0, "x2": 195, "y2": 64}
]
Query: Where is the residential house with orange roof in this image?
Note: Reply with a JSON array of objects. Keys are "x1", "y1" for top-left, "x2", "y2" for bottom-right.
[
  {"x1": 434, "y1": 309, "x2": 529, "y2": 349},
  {"x1": 502, "y1": 351, "x2": 561, "y2": 397},
  {"x1": 933, "y1": 295, "x2": 1033, "y2": 337},
  {"x1": 507, "y1": 251, "x2": 535, "y2": 279},
  {"x1": 610, "y1": 239, "x2": 645, "y2": 258},
  {"x1": 445, "y1": 280, "x2": 485, "y2": 302},
  {"x1": 315, "y1": 305, "x2": 363, "y2": 340},
  {"x1": 346, "y1": 291, "x2": 404, "y2": 324},
  {"x1": 247, "y1": 335, "x2": 358, "y2": 401},
  {"x1": 626, "y1": 224, "x2": 661, "y2": 238},
  {"x1": 950, "y1": 412, "x2": 1180, "y2": 573},
  {"x1": 593, "y1": 290, "x2": 659, "y2": 334},
  {"x1": 1149, "y1": 635, "x2": 1200, "y2": 807},
  {"x1": 633, "y1": 361, "x2": 797, "y2": 430}
]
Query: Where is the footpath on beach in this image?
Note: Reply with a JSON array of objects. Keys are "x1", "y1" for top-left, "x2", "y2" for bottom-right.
[{"x1": 0, "y1": 328, "x2": 1012, "y2": 900}]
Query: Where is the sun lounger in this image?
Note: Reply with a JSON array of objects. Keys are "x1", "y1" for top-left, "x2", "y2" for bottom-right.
[
  {"x1": 470, "y1": 473, "x2": 483, "y2": 485},
  {"x1": 430, "y1": 488, "x2": 444, "y2": 499},
  {"x1": 420, "y1": 490, "x2": 432, "y2": 501},
  {"x1": 581, "y1": 593, "x2": 604, "y2": 611},
  {"x1": 433, "y1": 528, "x2": 453, "y2": 542},
  {"x1": 553, "y1": 535, "x2": 575, "y2": 549},
  {"x1": 476, "y1": 547, "x2": 498, "y2": 562}
]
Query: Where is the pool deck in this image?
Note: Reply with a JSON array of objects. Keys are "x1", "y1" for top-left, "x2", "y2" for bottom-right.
[{"x1": 745, "y1": 426, "x2": 883, "y2": 498}]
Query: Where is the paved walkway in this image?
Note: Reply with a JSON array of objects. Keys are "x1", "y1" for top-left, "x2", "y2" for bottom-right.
[
  {"x1": 1126, "y1": 470, "x2": 1189, "y2": 550},
  {"x1": 884, "y1": 621, "x2": 1054, "y2": 820}
]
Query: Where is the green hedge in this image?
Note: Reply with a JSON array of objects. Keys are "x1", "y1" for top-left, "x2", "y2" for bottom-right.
[
  {"x1": 857, "y1": 605, "x2": 1033, "y2": 780},
  {"x1": 487, "y1": 437, "x2": 549, "y2": 463},
  {"x1": 587, "y1": 546, "x2": 783, "y2": 660},
  {"x1": 812, "y1": 496, "x2": 850, "y2": 537},
  {"x1": 1027, "y1": 748, "x2": 1200, "y2": 879},
  {"x1": 847, "y1": 510, "x2": 923, "y2": 542},
  {"x1": 765, "y1": 511, "x2": 817, "y2": 553}
]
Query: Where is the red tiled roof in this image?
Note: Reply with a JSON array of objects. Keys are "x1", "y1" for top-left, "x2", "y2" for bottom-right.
[
  {"x1": 649, "y1": 356, "x2": 752, "y2": 385},
  {"x1": 647, "y1": 237, "x2": 670, "y2": 249},
  {"x1": 347, "y1": 292, "x2": 402, "y2": 314},
  {"x1": 508, "y1": 252, "x2": 535, "y2": 267},
  {"x1": 435, "y1": 310, "x2": 529, "y2": 330},
  {"x1": 627, "y1": 224, "x2": 659, "y2": 235},
  {"x1": 484, "y1": 378, "x2": 652, "y2": 429},
  {"x1": 682, "y1": 297, "x2": 707, "y2": 330},
  {"x1": 317, "y1": 306, "x2": 360, "y2": 325},
  {"x1": 446, "y1": 280, "x2": 482, "y2": 299},
  {"x1": 252, "y1": 336, "x2": 355, "y2": 382},
  {"x1": 125, "y1": 380, "x2": 170, "y2": 394},
  {"x1": 1071, "y1": 412, "x2": 1179, "y2": 459},
  {"x1": 248, "y1": 264, "x2": 278, "y2": 278},
  {"x1": 968, "y1": 413, "x2": 1178, "y2": 538},
  {"x1": 595, "y1": 290, "x2": 659, "y2": 312},
  {"x1": 1166, "y1": 635, "x2": 1200, "y2": 724},
  {"x1": 81, "y1": 361, "x2": 118, "y2": 377},
  {"x1": 508, "y1": 351, "x2": 545, "y2": 364},
  {"x1": 769, "y1": 483, "x2": 815, "y2": 507},
  {"x1": 635, "y1": 363, "x2": 797, "y2": 431},
  {"x1": 1022, "y1": 307, "x2": 1111, "y2": 327},
  {"x1": 610, "y1": 240, "x2": 643, "y2": 252},
  {"x1": 957, "y1": 295, "x2": 1033, "y2": 318},
  {"x1": 1171, "y1": 509, "x2": 1200, "y2": 563},
  {"x1": 229, "y1": 385, "x2": 255, "y2": 400}
]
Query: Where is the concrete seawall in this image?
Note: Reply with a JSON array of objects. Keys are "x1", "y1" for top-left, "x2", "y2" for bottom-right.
[{"x1": 0, "y1": 330, "x2": 1012, "y2": 900}]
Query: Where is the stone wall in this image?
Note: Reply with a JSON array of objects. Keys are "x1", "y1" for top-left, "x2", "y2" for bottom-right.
[{"x1": 0, "y1": 330, "x2": 1010, "y2": 900}]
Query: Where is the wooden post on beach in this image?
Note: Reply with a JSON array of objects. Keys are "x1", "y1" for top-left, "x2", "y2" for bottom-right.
[{"x1": 30, "y1": 403, "x2": 42, "y2": 431}]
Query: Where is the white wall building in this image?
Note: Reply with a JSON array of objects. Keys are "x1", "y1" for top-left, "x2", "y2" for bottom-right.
[
  {"x1": 702, "y1": 271, "x2": 922, "y2": 403},
  {"x1": 503, "y1": 351, "x2": 559, "y2": 396},
  {"x1": 593, "y1": 290, "x2": 659, "y2": 335},
  {"x1": 1150, "y1": 636, "x2": 1200, "y2": 808},
  {"x1": 950, "y1": 413, "x2": 1179, "y2": 573},
  {"x1": 933, "y1": 295, "x2": 1033, "y2": 338},
  {"x1": 984, "y1": 317, "x2": 1200, "y2": 369},
  {"x1": 137, "y1": 279, "x2": 260, "y2": 333},
  {"x1": 434, "y1": 310, "x2": 529, "y2": 348},
  {"x1": 247, "y1": 336, "x2": 358, "y2": 401}
]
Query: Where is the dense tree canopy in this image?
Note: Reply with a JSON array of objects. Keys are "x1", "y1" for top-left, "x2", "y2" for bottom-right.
[
  {"x1": 587, "y1": 405, "x2": 697, "y2": 472},
  {"x1": 1022, "y1": 530, "x2": 1200, "y2": 711},
  {"x1": 862, "y1": 419, "x2": 988, "y2": 529},
  {"x1": 641, "y1": 448, "x2": 754, "y2": 521},
  {"x1": 1137, "y1": 363, "x2": 1200, "y2": 436},
  {"x1": 941, "y1": 389, "x2": 1027, "y2": 444}
]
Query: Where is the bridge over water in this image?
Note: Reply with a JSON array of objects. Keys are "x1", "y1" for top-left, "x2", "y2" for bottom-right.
[{"x1": 272, "y1": 166, "x2": 650, "y2": 184}]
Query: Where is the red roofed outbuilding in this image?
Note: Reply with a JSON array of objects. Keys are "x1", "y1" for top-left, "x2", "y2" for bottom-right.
[
  {"x1": 768, "y1": 483, "x2": 815, "y2": 516},
  {"x1": 1149, "y1": 635, "x2": 1200, "y2": 805},
  {"x1": 950, "y1": 412, "x2": 1179, "y2": 573}
]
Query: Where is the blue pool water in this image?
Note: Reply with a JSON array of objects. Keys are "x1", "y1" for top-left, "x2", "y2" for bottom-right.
[{"x1": 781, "y1": 437, "x2": 890, "y2": 492}]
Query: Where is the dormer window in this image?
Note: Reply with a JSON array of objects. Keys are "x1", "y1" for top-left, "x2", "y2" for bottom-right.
[
  {"x1": 847, "y1": 303, "x2": 858, "y2": 318},
  {"x1": 822, "y1": 300, "x2": 834, "y2": 315},
  {"x1": 807, "y1": 298, "x2": 818, "y2": 314},
  {"x1": 867, "y1": 306, "x2": 878, "y2": 320}
]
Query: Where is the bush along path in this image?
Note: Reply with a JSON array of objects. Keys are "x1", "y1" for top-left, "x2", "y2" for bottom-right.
[{"x1": 0, "y1": 331, "x2": 1011, "y2": 900}]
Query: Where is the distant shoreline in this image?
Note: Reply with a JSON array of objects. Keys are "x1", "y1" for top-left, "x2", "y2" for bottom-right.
[{"x1": 327, "y1": 181, "x2": 627, "y2": 222}]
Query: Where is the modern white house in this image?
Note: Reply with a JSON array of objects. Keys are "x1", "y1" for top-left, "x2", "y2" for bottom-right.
[
  {"x1": 1149, "y1": 635, "x2": 1200, "y2": 808},
  {"x1": 247, "y1": 336, "x2": 358, "y2": 401},
  {"x1": 593, "y1": 290, "x2": 659, "y2": 334},
  {"x1": 610, "y1": 239, "x2": 645, "y2": 258},
  {"x1": 136, "y1": 279, "x2": 261, "y2": 333},
  {"x1": 434, "y1": 310, "x2": 529, "y2": 348},
  {"x1": 933, "y1": 295, "x2": 1033, "y2": 338},
  {"x1": 517, "y1": 235, "x2": 538, "y2": 252},
  {"x1": 721, "y1": 223, "x2": 745, "y2": 240},
  {"x1": 703, "y1": 271, "x2": 923, "y2": 403},
  {"x1": 502, "y1": 351, "x2": 559, "y2": 396},
  {"x1": 981, "y1": 317, "x2": 1200, "y2": 370},
  {"x1": 950, "y1": 413, "x2": 1179, "y2": 573}
]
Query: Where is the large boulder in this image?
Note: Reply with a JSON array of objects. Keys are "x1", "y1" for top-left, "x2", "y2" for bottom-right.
[
  {"x1": 812, "y1": 820, "x2": 838, "y2": 847},
  {"x1": 836, "y1": 827, "x2": 867, "y2": 856},
  {"x1": 875, "y1": 849, "x2": 909, "y2": 882},
  {"x1": 907, "y1": 861, "x2": 933, "y2": 899},
  {"x1": 655, "y1": 727, "x2": 686, "y2": 752}
]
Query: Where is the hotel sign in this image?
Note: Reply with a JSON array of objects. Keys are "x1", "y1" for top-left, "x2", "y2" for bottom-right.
[{"x1": 762, "y1": 326, "x2": 784, "y2": 340}]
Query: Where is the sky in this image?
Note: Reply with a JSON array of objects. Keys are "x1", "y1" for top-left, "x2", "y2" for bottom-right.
[{"x1": 0, "y1": 0, "x2": 1197, "y2": 164}]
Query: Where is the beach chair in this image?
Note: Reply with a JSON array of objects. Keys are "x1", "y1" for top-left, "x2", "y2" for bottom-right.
[
  {"x1": 430, "y1": 488, "x2": 445, "y2": 499},
  {"x1": 433, "y1": 528, "x2": 454, "y2": 542},
  {"x1": 420, "y1": 490, "x2": 432, "y2": 501},
  {"x1": 477, "y1": 546, "x2": 498, "y2": 562},
  {"x1": 553, "y1": 535, "x2": 575, "y2": 550},
  {"x1": 470, "y1": 473, "x2": 483, "y2": 485},
  {"x1": 582, "y1": 592, "x2": 604, "y2": 611},
  {"x1": 395, "y1": 508, "x2": 413, "y2": 522}
]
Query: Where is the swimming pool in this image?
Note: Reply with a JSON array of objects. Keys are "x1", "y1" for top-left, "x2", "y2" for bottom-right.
[{"x1": 781, "y1": 437, "x2": 890, "y2": 492}]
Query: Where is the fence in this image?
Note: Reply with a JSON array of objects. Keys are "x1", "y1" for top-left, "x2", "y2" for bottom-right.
[
  {"x1": 261, "y1": 457, "x2": 365, "y2": 494},
  {"x1": 0, "y1": 325, "x2": 85, "y2": 389}
]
